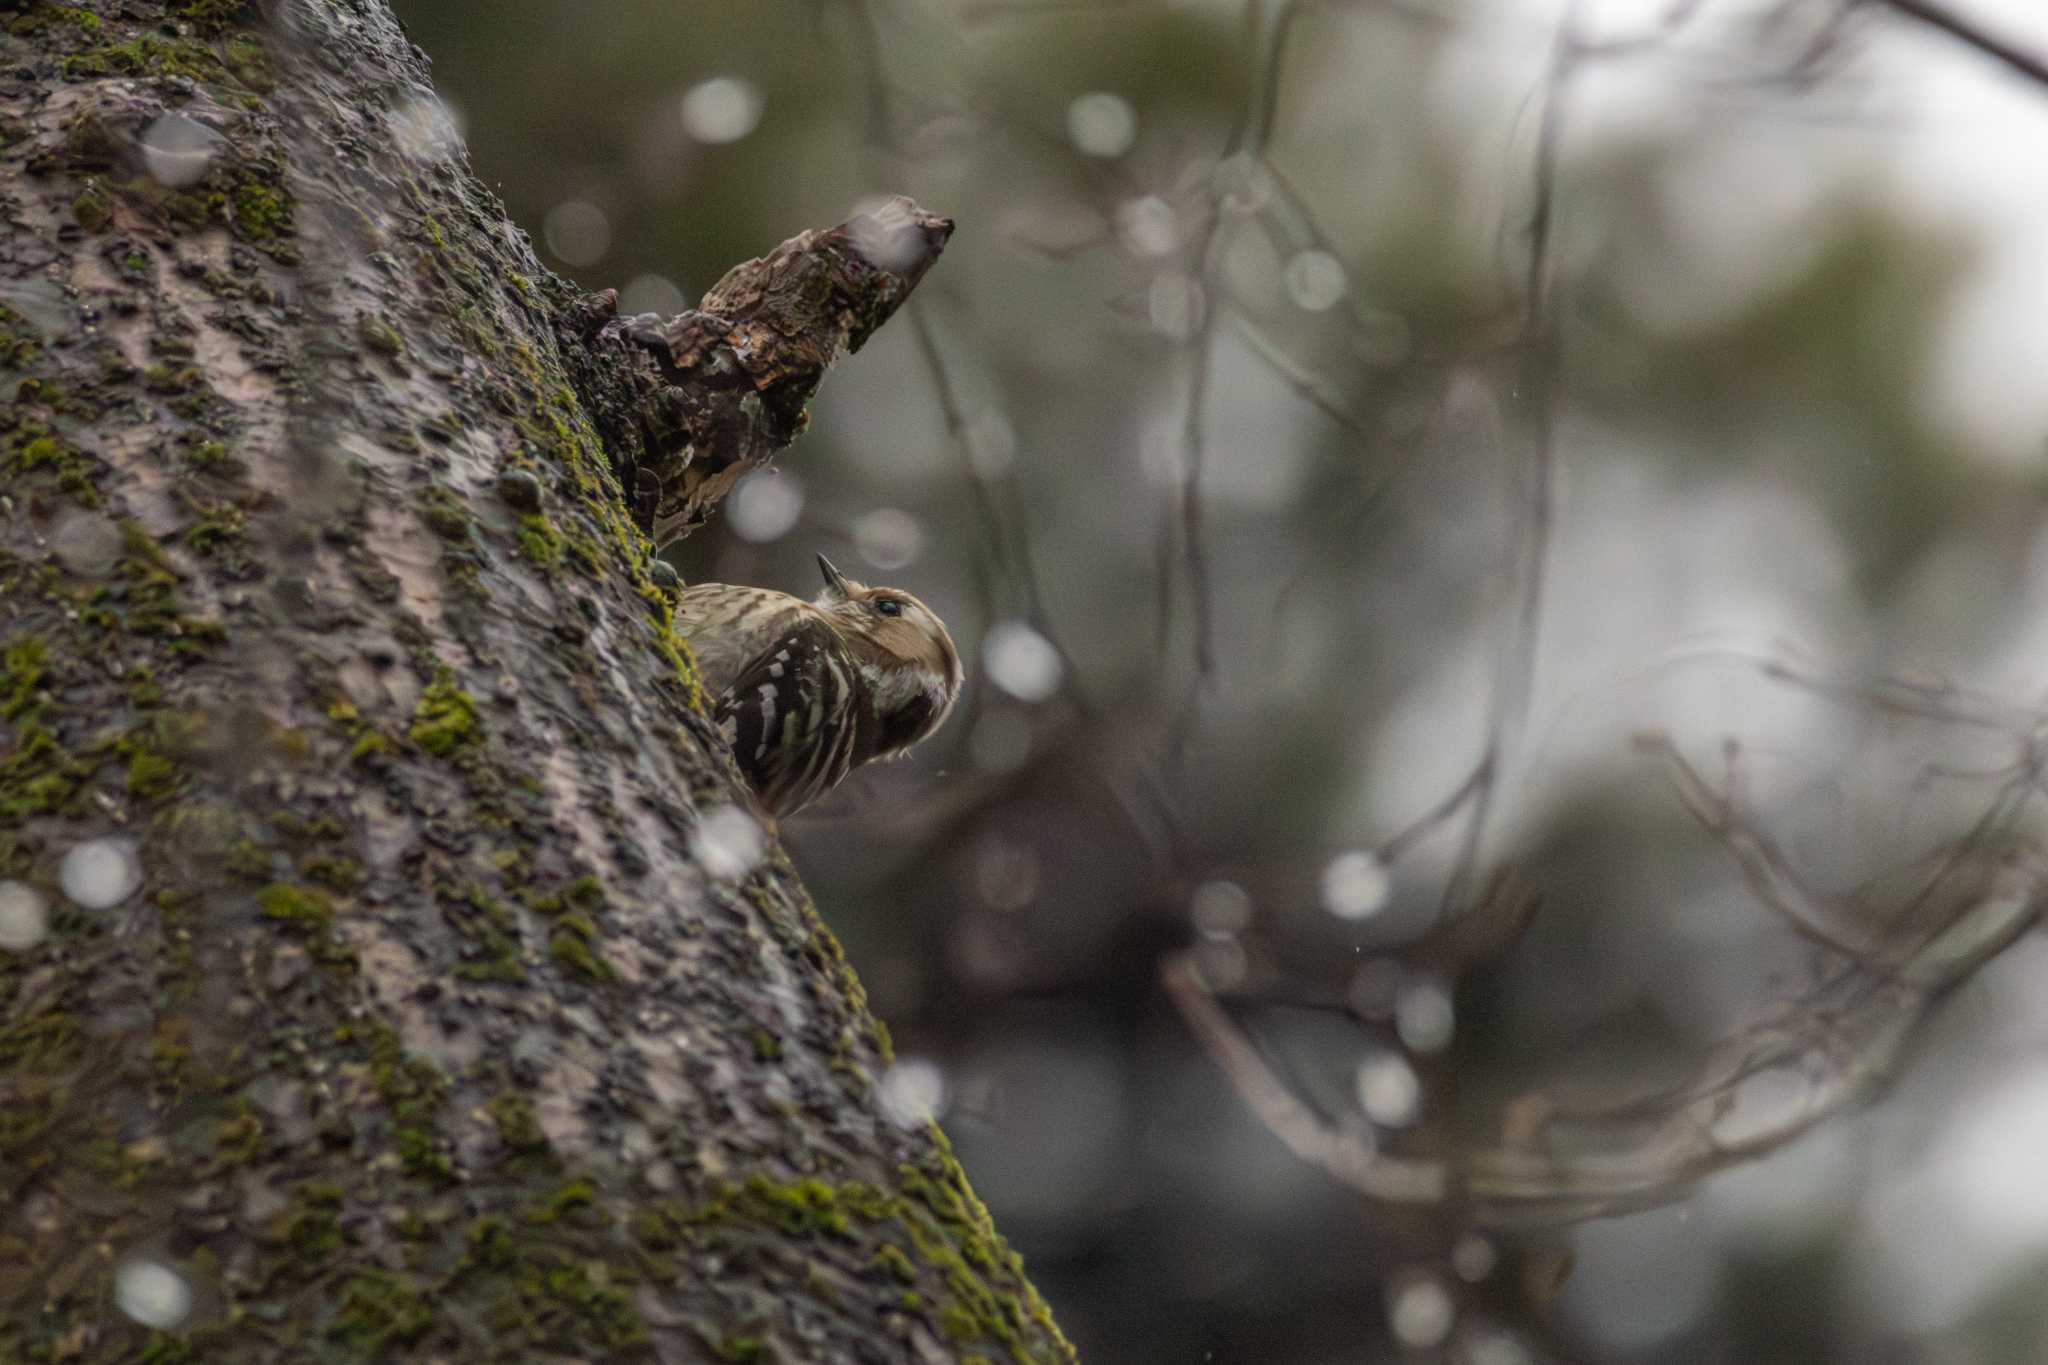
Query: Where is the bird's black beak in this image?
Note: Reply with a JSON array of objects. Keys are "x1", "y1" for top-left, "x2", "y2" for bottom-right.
[{"x1": 816, "y1": 553, "x2": 852, "y2": 600}]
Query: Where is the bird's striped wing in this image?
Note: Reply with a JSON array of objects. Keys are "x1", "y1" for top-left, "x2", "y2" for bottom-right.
[{"x1": 713, "y1": 616, "x2": 859, "y2": 818}]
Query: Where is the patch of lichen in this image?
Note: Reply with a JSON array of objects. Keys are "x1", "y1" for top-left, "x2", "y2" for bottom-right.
[
  {"x1": 5, "y1": 5, "x2": 104, "y2": 37},
  {"x1": 512, "y1": 871, "x2": 610, "y2": 983},
  {"x1": 526, "y1": 1176, "x2": 604, "y2": 1227},
  {"x1": 1, "y1": 710, "x2": 88, "y2": 826},
  {"x1": 417, "y1": 486, "x2": 472, "y2": 542},
  {"x1": 872, "y1": 1242, "x2": 917, "y2": 1283},
  {"x1": 436, "y1": 878, "x2": 525, "y2": 983},
  {"x1": 363, "y1": 1022, "x2": 457, "y2": 1184},
  {"x1": 324, "y1": 695, "x2": 396, "y2": 765},
  {"x1": 547, "y1": 917, "x2": 613, "y2": 982},
  {"x1": 51, "y1": 9, "x2": 275, "y2": 100},
  {"x1": 71, "y1": 178, "x2": 109, "y2": 232},
  {"x1": 104, "y1": 521, "x2": 226, "y2": 653},
  {"x1": 410, "y1": 665, "x2": 480, "y2": 756},
  {"x1": 674, "y1": 1171, "x2": 1072, "y2": 1363},
  {"x1": 210, "y1": 1107, "x2": 266, "y2": 1167},
  {"x1": 5, "y1": 528, "x2": 224, "y2": 835},
  {"x1": 179, "y1": 495, "x2": 260, "y2": 578},
  {"x1": 4, "y1": 423, "x2": 101, "y2": 507},
  {"x1": 0, "y1": 1005, "x2": 84, "y2": 1077},
  {"x1": 489, "y1": 352, "x2": 706, "y2": 711},
  {"x1": 0, "y1": 304, "x2": 40, "y2": 370},
  {"x1": 424, "y1": 1209, "x2": 651, "y2": 1355},
  {"x1": 1, "y1": 634, "x2": 48, "y2": 720},
  {"x1": 482, "y1": 1249, "x2": 648, "y2": 1352},
  {"x1": 330, "y1": 1270, "x2": 436, "y2": 1352},
  {"x1": 257, "y1": 882, "x2": 355, "y2": 970},
  {"x1": 221, "y1": 33, "x2": 272, "y2": 90},
  {"x1": 116, "y1": 722, "x2": 183, "y2": 800},
  {"x1": 486, "y1": 1091, "x2": 554, "y2": 1167},
  {"x1": 287, "y1": 1180, "x2": 345, "y2": 1257},
  {"x1": 301, "y1": 851, "x2": 364, "y2": 891},
  {"x1": 381, "y1": 203, "x2": 707, "y2": 717},
  {"x1": 181, "y1": 437, "x2": 243, "y2": 477},
  {"x1": 41, "y1": 87, "x2": 297, "y2": 259},
  {"x1": 59, "y1": 33, "x2": 230, "y2": 83},
  {"x1": 689, "y1": 1175, "x2": 882, "y2": 1241},
  {"x1": 358, "y1": 313, "x2": 404, "y2": 357},
  {"x1": 168, "y1": 0, "x2": 260, "y2": 38},
  {"x1": 897, "y1": 1130, "x2": 1075, "y2": 1363},
  {"x1": 230, "y1": 174, "x2": 288, "y2": 237},
  {"x1": 792, "y1": 891, "x2": 896, "y2": 1070},
  {"x1": 517, "y1": 512, "x2": 563, "y2": 570}
]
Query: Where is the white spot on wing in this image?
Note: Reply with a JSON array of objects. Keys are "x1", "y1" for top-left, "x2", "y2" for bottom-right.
[{"x1": 754, "y1": 682, "x2": 778, "y2": 759}]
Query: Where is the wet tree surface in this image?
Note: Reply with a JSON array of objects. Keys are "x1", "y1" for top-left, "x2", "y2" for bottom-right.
[{"x1": 0, "y1": 2, "x2": 1072, "y2": 1361}]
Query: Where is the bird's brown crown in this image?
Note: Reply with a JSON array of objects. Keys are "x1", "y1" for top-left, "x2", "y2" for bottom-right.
[{"x1": 812, "y1": 555, "x2": 963, "y2": 757}]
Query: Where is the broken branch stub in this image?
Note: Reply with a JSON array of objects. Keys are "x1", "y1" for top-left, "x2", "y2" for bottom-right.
[{"x1": 568, "y1": 196, "x2": 953, "y2": 548}]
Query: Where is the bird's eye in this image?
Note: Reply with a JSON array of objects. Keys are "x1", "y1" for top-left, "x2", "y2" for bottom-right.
[{"x1": 873, "y1": 598, "x2": 903, "y2": 618}]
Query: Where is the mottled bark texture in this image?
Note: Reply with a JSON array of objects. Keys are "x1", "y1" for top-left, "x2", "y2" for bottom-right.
[
  {"x1": 0, "y1": 3, "x2": 1071, "y2": 1363},
  {"x1": 574, "y1": 196, "x2": 953, "y2": 548}
]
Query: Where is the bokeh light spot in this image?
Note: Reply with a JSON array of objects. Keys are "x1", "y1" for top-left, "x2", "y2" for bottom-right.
[
  {"x1": 1117, "y1": 195, "x2": 1183, "y2": 259},
  {"x1": 115, "y1": 1258, "x2": 192, "y2": 1330},
  {"x1": 543, "y1": 199, "x2": 611, "y2": 268},
  {"x1": 982, "y1": 622, "x2": 1063, "y2": 703},
  {"x1": 1395, "y1": 976, "x2": 1456, "y2": 1054},
  {"x1": 1283, "y1": 248, "x2": 1348, "y2": 311},
  {"x1": 1320, "y1": 850, "x2": 1390, "y2": 920},
  {"x1": 690, "y1": 806, "x2": 765, "y2": 881},
  {"x1": 1452, "y1": 1233, "x2": 1497, "y2": 1283},
  {"x1": 1457, "y1": 1327, "x2": 1531, "y2": 1365},
  {"x1": 0, "y1": 882, "x2": 49, "y2": 952},
  {"x1": 140, "y1": 112, "x2": 223, "y2": 188},
  {"x1": 965, "y1": 409, "x2": 1018, "y2": 479},
  {"x1": 1190, "y1": 879, "x2": 1252, "y2": 938},
  {"x1": 681, "y1": 75, "x2": 765, "y2": 145},
  {"x1": 619, "y1": 273, "x2": 688, "y2": 317},
  {"x1": 59, "y1": 837, "x2": 141, "y2": 910},
  {"x1": 853, "y1": 508, "x2": 925, "y2": 571},
  {"x1": 727, "y1": 469, "x2": 804, "y2": 543},
  {"x1": 1387, "y1": 1272, "x2": 1456, "y2": 1348},
  {"x1": 1356, "y1": 1049, "x2": 1421, "y2": 1127},
  {"x1": 387, "y1": 94, "x2": 465, "y2": 163},
  {"x1": 879, "y1": 1057, "x2": 947, "y2": 1128},
  {"x1": 1067, "y1": 91, "x2": 1136, "y2": 159},
  {"x1": 971, "y1": 835, "x2": 1040, "y2": 912},
  {"x1": 49, "y1": 510, "x2": 124, "y2": 578}
]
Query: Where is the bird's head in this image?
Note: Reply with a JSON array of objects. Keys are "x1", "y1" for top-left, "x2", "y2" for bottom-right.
[{"x1": 813, "y1": 553, "x2": 964, "y2": 756}]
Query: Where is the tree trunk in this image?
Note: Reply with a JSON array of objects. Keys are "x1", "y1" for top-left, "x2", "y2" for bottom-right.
[{"x1": 0, "y1": 2, "x2": 1073, "y2": 1361}]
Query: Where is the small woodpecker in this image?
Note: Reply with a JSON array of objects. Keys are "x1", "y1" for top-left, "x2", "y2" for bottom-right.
[{"x1": 677, "y1": 554, "x2": 964, "y2": 818}]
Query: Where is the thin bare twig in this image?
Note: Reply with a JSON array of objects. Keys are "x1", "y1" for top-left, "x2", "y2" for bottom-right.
[
  {"x1": 1878, "y1": 0, "x2": 2048, "y2": 87},
  {"x1": 1437, "y1": 6, "x2": 1577, "y2": 923},
  {"x1": 1165, "y1": 813, "x2": 2046, "y2": 1224}
]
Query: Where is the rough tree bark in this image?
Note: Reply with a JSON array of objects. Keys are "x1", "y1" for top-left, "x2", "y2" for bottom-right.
[{"x1": 0, "y1": 1, "x2": 1074, "y2": 1361}]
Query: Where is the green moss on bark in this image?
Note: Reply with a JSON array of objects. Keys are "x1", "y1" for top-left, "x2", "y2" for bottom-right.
[{"x1": 410, "y1": 667, "x2": 481, "y2": 756}]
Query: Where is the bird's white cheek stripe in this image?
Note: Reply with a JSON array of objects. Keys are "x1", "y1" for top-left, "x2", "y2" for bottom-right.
[{"x1": 861, "y1": 662, "x2": 946, "y2": 712}]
